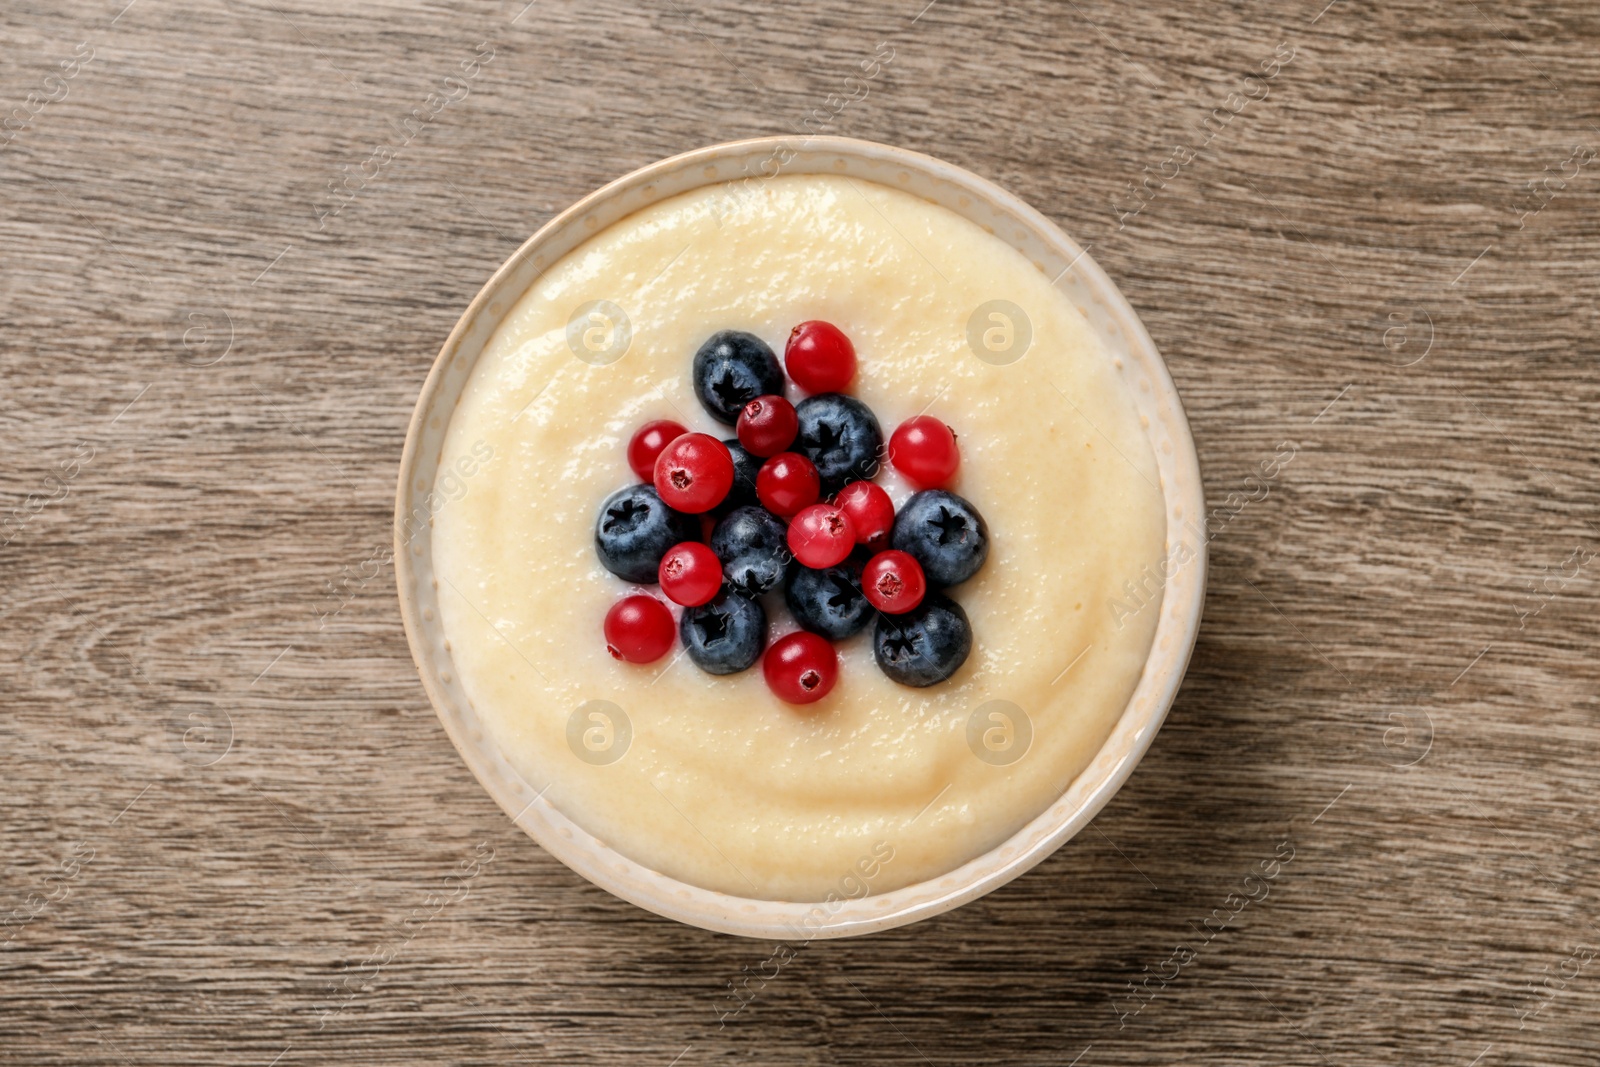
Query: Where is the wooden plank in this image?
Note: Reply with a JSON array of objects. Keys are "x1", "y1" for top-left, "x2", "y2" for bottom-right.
[{"x1": 1, "y1": 0, "x2": 1597, "y2": 1062}]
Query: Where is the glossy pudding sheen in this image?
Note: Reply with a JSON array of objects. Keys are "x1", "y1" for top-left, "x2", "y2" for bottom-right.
[{"x1": 433, "y1": 174, "x2": 1165, "y2": 901}]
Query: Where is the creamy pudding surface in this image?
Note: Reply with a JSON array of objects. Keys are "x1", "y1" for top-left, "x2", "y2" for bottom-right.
[{"x1": 432, "y1": 174, "x2": 1165, "y2": 901}]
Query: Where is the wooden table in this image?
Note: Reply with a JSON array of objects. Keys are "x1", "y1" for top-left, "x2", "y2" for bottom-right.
[{"x1": 4, "y1": 0, "x2": 1597, "y2": 1062}]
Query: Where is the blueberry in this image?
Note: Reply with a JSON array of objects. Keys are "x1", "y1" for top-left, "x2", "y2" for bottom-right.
[
  {"x1": 890, "y1": 489, "x2": 989, "y2": 587},
  {"x1": 722, "y1": 437, "x2": 762, "y2": 509},
  {"x1": 710, "y1": 505, "x2": 791, "y2": 598},
  {"x1": 873, "y1": 594, "x2": 972, "y2": 687},
  {"x1": 594, "y1": 484, "x2": 697, "y2": 584},
  {"x1": 680, "y1": 592, "x2": 767, "y2": 675},
  {"x1": 693, "y1": 331, "x2": 784, "y2": 425},
  {"x1": 786, "y1": 560, "x2": 871, "y2": 640},
  {"x1": 794, "y1": 393, "x2": 883, "y2": 493}
]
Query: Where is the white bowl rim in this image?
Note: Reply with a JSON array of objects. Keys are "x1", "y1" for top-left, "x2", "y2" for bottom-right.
[{"x1": 395, "y1": 135, "x2": 1207, "y2": 939}]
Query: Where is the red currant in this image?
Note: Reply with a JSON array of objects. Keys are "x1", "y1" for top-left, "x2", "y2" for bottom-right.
[
  {"x1": 658, "y1": 541, "x2": 723, "y2": 606},
  {"x1": 603, "y1": 594, "x2": 675, "y2": 663},
  {"x1": 763, "y1": 630, "x2": 839, "y2": 705},
  {"x1": 784, "y1": 320, "x2": 856, "y2": 394},
  {"x1": 736, "y1": 395, "x2": 799, "y2": 457},
  {"x1": 755, "y1": 452, "x2": 820, "y2": 517},
  {"x1": 833, "y1": 480, "x2": 895, "y2": 549},
  {"x1": 861, "y1": 550, "x2": 926, "y2": 614},
  {"x1": 627, "y1": 419, "x2": 687, "y2": 483},
  {"x1": 787, "y1": 504, "x2": 856, "y2": 569},
  {"x1": 889, "y1": 416, "x2": 960, "y2": 489},
  {"x1": 654, "y1": 433, "x2": 734, "y2": 513}
]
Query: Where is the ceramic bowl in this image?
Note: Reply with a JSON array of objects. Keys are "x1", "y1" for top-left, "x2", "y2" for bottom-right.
[{"x1": 395, "y1": 136, "x2": 1205, "y2": 939}]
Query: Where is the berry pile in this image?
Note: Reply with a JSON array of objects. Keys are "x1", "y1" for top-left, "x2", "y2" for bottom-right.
[{"x1": 594, "y1": 321, "x2": 989, "y2": 704}]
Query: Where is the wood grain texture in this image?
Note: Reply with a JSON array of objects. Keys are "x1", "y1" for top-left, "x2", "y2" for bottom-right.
[{"x1": 3, "y1": 0, "x2": 1599, "y2": 1063}]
